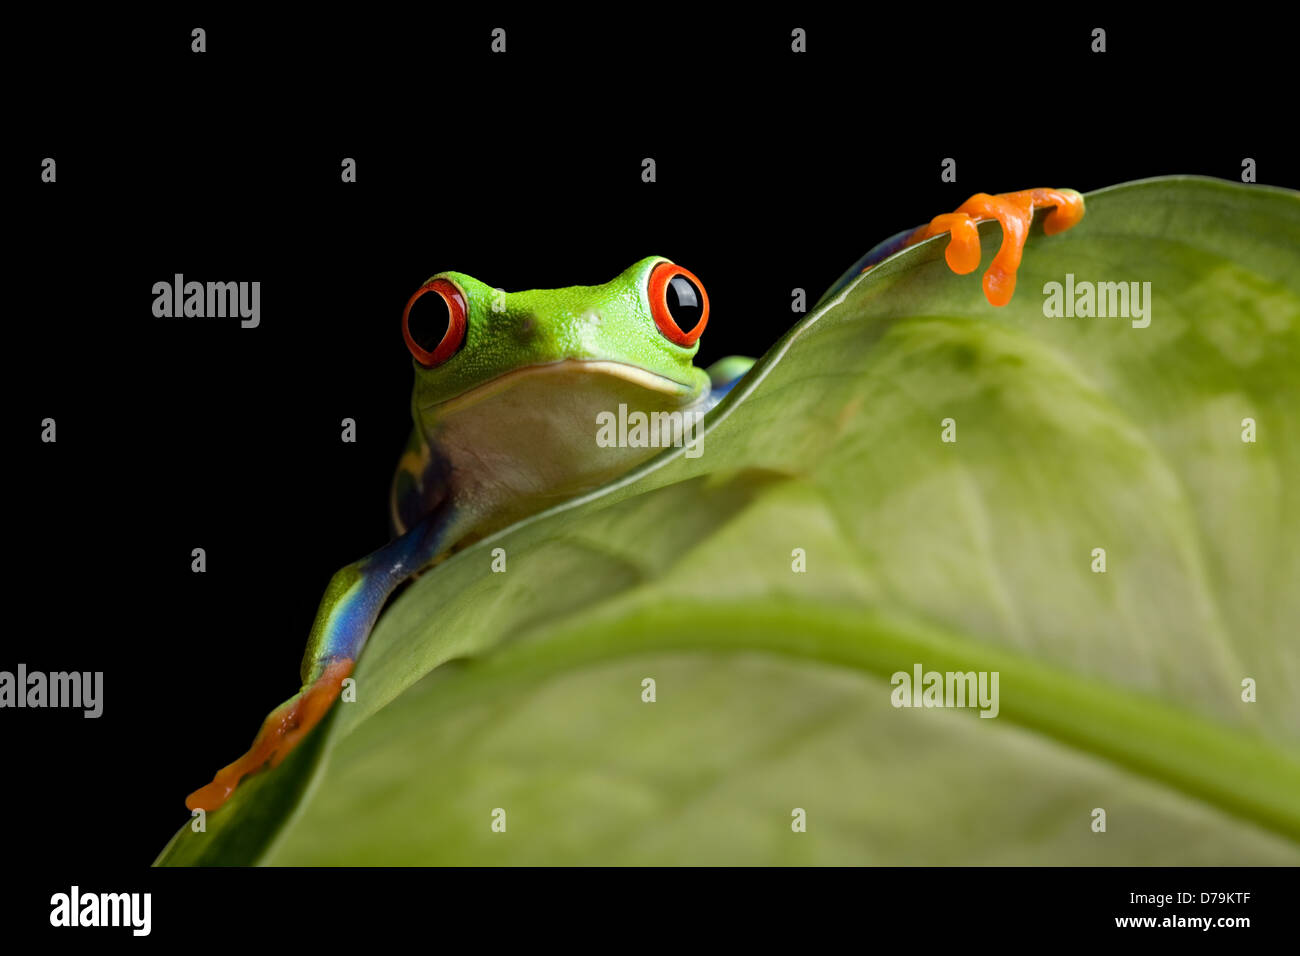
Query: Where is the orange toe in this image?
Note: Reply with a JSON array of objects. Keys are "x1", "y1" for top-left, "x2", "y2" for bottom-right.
[
  {"x1": 908, "y1": 187, "x2": 1085, "y2": 306},
  {"x1": 185, "y1": 659, "x2": 353, "y2": 812}
]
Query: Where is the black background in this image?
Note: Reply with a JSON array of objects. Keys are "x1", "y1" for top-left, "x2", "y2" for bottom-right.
[{"x1": 6, "y1": 7, "x2": 1298, "y2": 929}]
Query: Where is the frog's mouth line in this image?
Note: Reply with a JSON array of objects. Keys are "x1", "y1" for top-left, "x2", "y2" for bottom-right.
[{"x1": 424, "y1": 359, "x2": 699, "y2": 415}]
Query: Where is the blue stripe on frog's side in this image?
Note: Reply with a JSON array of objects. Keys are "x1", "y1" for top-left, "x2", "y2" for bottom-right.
[
  {"x1": 301, "y1": 496, "x2": 470, "y2": 683},
  {"x1": 697, "y1": 355, "x2": 757, "y2": 414}
]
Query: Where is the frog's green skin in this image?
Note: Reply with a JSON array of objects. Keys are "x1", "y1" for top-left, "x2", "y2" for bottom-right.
[
  {"x1": 308, "y1": 256, "x2": 748, "y2": 679},
  {"x1": 186, "y1": 256, "x2": 752, "y2": 811}
]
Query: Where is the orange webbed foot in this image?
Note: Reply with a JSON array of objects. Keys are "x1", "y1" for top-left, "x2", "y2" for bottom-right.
[
  {"x1": 185, "y1": 659, "x2": 353, "y2": 812},
  {"x1": 907, "y1": 188, "x2": 1085, "y2": 306}
]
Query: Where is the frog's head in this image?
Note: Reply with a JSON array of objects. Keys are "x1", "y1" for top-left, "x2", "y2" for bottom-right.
[{"x1": 403, "y1": 256, "x2": 711, "y2": 415}]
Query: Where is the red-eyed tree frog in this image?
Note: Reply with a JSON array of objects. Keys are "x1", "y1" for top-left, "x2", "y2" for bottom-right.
[{"x1": 186, "y1": 187, "x2": 1085, "y2": 811}]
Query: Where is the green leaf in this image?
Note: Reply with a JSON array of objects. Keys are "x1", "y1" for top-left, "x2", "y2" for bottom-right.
[{"x1": 157, "y1": 176, "x2": 1300, "y2": 865}]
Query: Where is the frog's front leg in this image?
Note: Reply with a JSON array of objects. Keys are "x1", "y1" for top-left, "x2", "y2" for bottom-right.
[
  {"x1": 820, "y1": 187, "x2": 1086, "y2": 310},
  {"x1": 904, "y1": 188, "x2": 1085, "y2": 306},
  {"x1": 185, "y1": 500, "x2": 471, "y2": 812}
]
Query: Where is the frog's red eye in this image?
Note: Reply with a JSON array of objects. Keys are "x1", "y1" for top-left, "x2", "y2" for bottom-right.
[
  {"x1": 648, "y1": 262, "x2": 708, "y2": 347},
  {"x1": 403, "y1": 278, "x2": 467, "y2": 368}
]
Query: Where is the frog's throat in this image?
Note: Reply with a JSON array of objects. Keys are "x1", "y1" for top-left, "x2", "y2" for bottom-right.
[{"x1": 421, "y1": 359, "x2": 703, "y2": 415}]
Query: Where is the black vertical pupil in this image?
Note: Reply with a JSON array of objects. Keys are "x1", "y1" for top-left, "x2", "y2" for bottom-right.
[
  {"x1": 408, "y1": 291, "x2": 451, "y2": 352},
  {"x1": 665, "y1": 275, "x2": 704, "y2": 327}
]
